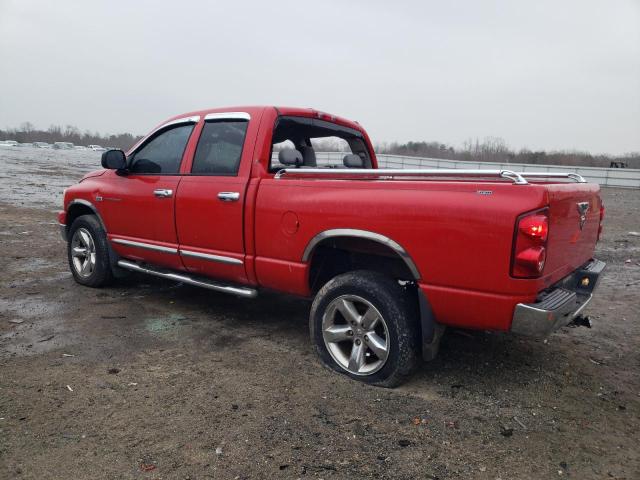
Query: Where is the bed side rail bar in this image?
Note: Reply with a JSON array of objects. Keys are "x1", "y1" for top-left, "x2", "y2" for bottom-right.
[{"x1": 273, "y1": 168, "x2": 586, "y2": 185}]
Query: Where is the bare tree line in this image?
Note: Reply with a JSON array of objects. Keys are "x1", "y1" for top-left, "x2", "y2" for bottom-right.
[
  {"x1": 3, "y1": 123, "x2": 638, "y2": 168},
  {"x1": 0, "y1": 122, "x2": 142, "y2": 150},
  {"x1": 376, "y1": 137, "x2": 640, "y2": 168}
]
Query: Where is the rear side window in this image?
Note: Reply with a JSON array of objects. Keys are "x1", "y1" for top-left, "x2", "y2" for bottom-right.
[
  {"x1": 129, "y1": 124, "x2": 194, "y2": 174},
  {"x1": 191, "y1": 120, "x2": 249, "y2": 175}
]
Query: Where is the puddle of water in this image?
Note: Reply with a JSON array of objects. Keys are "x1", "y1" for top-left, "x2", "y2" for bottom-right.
[
  {"x1": 11, "y1": 257, "x2": 59, "y2": 272},
  {"x1": 0, "y1": 294, "x2": 67, "y2": 319},
  {"x1": 144, "y1": 313, "x2": 187, "y2": 333}
]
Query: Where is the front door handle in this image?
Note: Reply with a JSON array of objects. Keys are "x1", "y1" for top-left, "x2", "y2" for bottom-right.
[
  {"x1": 153, "y1": 189, "x2": 173, "y2": 198},
  {"x1": 217, "y1": 192, "x2": 240, "y2": 202}
]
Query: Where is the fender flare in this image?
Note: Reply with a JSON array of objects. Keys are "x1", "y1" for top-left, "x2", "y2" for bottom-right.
[
  {"x1": 301, "y1": 228, "x2": 421, "y2": 280},
  {"x1": 66, "y1": 199, "x2": 108, "y2": 233}
]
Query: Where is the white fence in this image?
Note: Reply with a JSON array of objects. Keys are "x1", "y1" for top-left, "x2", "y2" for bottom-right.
[{"x1": 314, "y1": 152, "x2": 640, "y2": 188}]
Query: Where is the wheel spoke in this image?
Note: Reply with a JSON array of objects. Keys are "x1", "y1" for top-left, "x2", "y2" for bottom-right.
[
  {"x1": 336, "y1": 298, "x2": 360, "y2": 325},
  {"x1": 80, "y1": 258, "x2": 92, "y2": 275},
  {"x1": 361, "y1": 307, "x2": 379, "y2": 330},
  {"x1": 366, "y1": 332, "x2": 388, "y2": 361},
  {"x1": 79, "y1": 230, "x2": 91, "y2": 248},
  {"x1": 347, "y1": 341, "x2": 366, "y2": 372},
  {"x1": 72, "y1": 246, "x2": 87, "y2": 257},
  {"x1": 324, "y1": 325, "x2": 352, "y2": 343}
]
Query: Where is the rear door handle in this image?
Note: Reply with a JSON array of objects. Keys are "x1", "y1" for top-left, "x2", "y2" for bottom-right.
[
  {"x1": 153, "y1": 189, "x2": 173, "y2": 198},
  {"x1": 217, "y1": 192, "x2": 240, "y2": 202}
]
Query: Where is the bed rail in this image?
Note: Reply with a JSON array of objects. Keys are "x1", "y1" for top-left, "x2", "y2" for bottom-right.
[{"x1": 273, "y1": 168, "x2": 586, "y2": 185}]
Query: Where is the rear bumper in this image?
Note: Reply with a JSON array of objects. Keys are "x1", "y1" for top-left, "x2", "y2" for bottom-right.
[{"x1": 511, "y1": 258, "x2": 606, "y2": 337}]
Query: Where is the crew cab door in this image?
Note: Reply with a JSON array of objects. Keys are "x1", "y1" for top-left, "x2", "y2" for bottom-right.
[
  {"x1": 175, "y1": 113, "x2": 254, "y2": 283},
  {"x1": 101, "y1": 120, "x2": 197, "y2": 270}
]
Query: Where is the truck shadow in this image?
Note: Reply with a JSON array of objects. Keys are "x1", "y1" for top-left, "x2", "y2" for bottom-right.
[
  {"x1": 113, "y1": 274, "x2": 572, "y2": 388},
  {"x1": 115, "y1": 274, "x2": 311, "y2": 344}
]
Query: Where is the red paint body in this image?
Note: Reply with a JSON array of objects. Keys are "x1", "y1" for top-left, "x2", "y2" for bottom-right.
[{"x1": 59, "y1": 106, "x2": 602, "y2": 332}]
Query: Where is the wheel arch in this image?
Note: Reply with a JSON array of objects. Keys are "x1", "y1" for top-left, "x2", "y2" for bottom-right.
[
  {"x1": 65, "y1": 199, "x2": 107, "y2": 236},
  {"x1": 304, "y1": 229, "x2": 421, "y2": 290}
]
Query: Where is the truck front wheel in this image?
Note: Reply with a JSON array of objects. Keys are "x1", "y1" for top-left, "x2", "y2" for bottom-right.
[
  {"x1": 309, "y1": 270, "x2": 419, "y2": 387},
  {"x1": 67, "y1": 214, "x2": 113, "y2": 287}
]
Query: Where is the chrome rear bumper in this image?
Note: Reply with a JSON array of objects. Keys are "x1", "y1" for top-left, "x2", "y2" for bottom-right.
[{"x1": 511, "y1": 259, "x2": 606, "y2": 337}]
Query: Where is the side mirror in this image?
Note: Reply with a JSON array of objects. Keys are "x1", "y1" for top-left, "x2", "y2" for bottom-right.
[
  {"x1": 101, "y1": 149, "x2": 127, "y2": 170},
  {"x1": 278, "y1": 148, "x2": 303, "y2": 167}
]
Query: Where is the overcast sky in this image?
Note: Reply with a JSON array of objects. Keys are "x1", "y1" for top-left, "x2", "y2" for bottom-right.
[{"x1": 0, "y1": 0, "x2": 638, "y2": 154}]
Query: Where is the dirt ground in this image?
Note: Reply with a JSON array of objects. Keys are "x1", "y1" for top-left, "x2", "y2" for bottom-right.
[{"x1": 0, "y1": 149, "x2": 639, "y2": 479}]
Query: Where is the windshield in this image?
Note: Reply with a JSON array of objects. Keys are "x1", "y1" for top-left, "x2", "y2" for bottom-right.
[{"x1": 270, "y1": 116, "x2": 372, "y2": 171}]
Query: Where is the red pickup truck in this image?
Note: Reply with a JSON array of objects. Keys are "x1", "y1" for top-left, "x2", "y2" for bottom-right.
[{"x1": 58, "y1": 106, "x2": 605, "y2": 387}]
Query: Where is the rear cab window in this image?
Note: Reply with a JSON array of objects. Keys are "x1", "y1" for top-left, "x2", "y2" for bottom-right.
[{"x1": 270, "y1": 116, "x2": 372, "y2": 171}]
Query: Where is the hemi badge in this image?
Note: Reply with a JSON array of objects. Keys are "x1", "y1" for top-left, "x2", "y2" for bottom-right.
[{"x1": 477, "y1": 190, "x2": 493, "y2": 195}]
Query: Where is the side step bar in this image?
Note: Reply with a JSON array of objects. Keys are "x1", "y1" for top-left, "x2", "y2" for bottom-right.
[{"x1": 117, "y1": 260, "x2": 258, "y2": 298}]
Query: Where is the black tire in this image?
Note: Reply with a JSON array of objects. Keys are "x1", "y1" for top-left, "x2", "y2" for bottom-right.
[
  {"x1": 309, "y1": 270, "x2": 419, "y2": 387},
  {"x1": 67, "y1": 214, "x2": 113, "y2": 287}
]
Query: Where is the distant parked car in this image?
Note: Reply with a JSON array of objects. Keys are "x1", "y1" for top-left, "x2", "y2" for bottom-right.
[
  {"x1": 18, "y1": 142, "x2": 34, "y2": 148},
  {"x1": 88, "y1": 145, "x2": 107, "y2": 151},
  {"x1": 74, "y1": 146, "x2": 89, "y2": 150},
  {"x1": 0, "y1": 140, "x2": 19, "y2": 147},
  {"x1": 33, "y1": 142, "x2": 52, "y2": 149},
  {"x1": 53, "y1": 142, "x2": 74, "y2": 149}
]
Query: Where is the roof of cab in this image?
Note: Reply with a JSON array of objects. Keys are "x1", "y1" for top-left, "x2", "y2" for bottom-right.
[{"x1": 162, "y1": 106, "x2": 363, "y2": 133}]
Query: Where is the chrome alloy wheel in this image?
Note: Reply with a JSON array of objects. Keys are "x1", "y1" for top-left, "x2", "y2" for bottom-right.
[
  {"x1": 322, "y1": 295, "x2": 390, "y2": 375},
  {"x1": 71, "y1": 227, "x2": 97, "y2": 278}
]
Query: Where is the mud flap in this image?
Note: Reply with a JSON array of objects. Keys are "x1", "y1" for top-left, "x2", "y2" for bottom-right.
[
  {"x1": 418, "y1": 288, "x2": 445, "y2": 361},
  {"x1": 107, "y1": 242, "x2": 129, "y2": 278}
]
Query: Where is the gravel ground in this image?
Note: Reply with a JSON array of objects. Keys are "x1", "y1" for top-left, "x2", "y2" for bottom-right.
[{"x1": 0, "y1": 148, "x2": 639, "y2": 479}]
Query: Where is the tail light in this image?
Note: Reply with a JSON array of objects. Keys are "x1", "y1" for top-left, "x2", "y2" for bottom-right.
[
  {"x1": 597, "y1": 203, "x2": 605, "y2": 242},
  {"x1": 511, "y1": 208, "x2": 549, "y2": 278}
]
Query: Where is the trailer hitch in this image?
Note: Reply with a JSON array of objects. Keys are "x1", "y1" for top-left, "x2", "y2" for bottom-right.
[{"x1": 571, "y1": 315, "x2": 592, "y2": 329}]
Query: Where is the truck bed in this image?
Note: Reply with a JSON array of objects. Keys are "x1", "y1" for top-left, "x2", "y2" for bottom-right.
[{"x1": 257, "y1": 168, "x2": 601, "y2": 330}]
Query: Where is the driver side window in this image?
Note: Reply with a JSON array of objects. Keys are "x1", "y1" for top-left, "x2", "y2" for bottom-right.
[{"x1": 129, "y1": 124, "x2": 194, "y2": 174}]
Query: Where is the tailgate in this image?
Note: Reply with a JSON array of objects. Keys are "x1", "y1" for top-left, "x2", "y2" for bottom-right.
[{"x1": 543, "y1": 183, "x2": 602, "y2": 283}]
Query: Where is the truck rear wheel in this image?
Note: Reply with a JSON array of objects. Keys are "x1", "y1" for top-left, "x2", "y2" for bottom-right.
[
  {"x1": 309, "y1": 270, "x2": 419, "y2": 387},
  {"x1": 67, "y1": 214, "x2": 113, "y2": 287}
]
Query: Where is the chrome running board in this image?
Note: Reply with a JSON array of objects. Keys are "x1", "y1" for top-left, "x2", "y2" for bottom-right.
[{"x1": 117, "y1": 260, "x2": 258, "y2": 298}]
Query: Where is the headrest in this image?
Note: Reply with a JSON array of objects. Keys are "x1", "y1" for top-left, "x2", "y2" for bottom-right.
[
  {"x1": 343, "y1": 154, "x2": 364, "y2": 168},
  {"x1": 279, "y1": 148, "x2": 303, "y2": 166}
]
